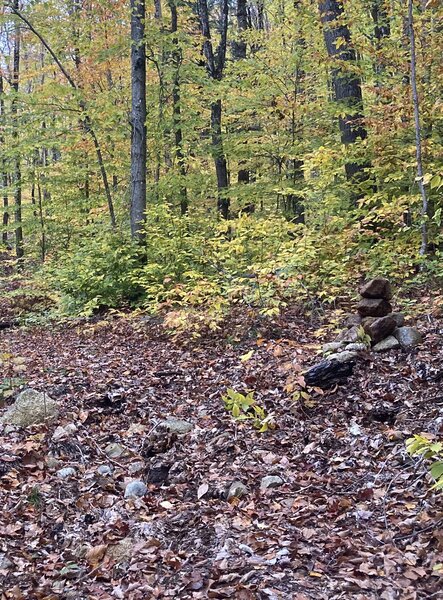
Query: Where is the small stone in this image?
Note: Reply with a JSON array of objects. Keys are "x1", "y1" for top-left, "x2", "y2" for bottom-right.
[
  {"x1": 364, "y1": 315, "x2": 397, "y2": 344},
  {"x1": 97, "y1": 464, "x2": 113, "y2": 476},
  {"x1": 128, "y1": 461, "x2": 145, "y2": 475},
  {"x1": 357, "y1": 298, "x2": 392, "y2": 318},
  {"x1": 0, "y1": 389, "x2": 59, "y2": 427},
  {"x1": 391, "y1": 312, "x2": 405, "y2": 327},
  {"x1": 124, "y1": 480, "x2": 147, "y2": 498},
  {"x1": 360, "y1": 277, "x2": 392, "y2": 300},
  {"x1": 57, "y1": 467, "x2": 76, "y2": 479},
  {"x1": 260, "y1": 475, "x2": 284, "y2": 491},
  {"x1": 335, "y1": 325, "x2": 360, "y2": 343},
  {"x1": 46, "y1": 456, "x2": 61, "y2": 470},
  {"x1": 106, "y1": 537, "x2": 135, "y2": 563},
  {"x1": 393, "y1": 327, "x2": 423, "y2": 349},
  {"x1": 0, "y1": 553, "x2": 14, "y2": 570},
  {"x1": 344, "y1": 343, "x2": 368, "y2": 352},
  {"x1": 328, "y1": 351, "x2": 358, "y2": 363},
  {"x1": 226, "y1": 480, "x2": 248, "y2": 500},
  {"x1": 322, "y1": 341, "x2": 344, "y2": 354},
  {"x1": 52, "y1": 423, "x2": 77, "y2": 442},
  {"x1": 160, "y1": 418, "x2": 193, "y2": 435},
  {"x1": 104, "y1": 443, "x2": 127, "y2": 458},
  {"x1": 373, "y1": 336, "x2": 400, "y2": 352}
]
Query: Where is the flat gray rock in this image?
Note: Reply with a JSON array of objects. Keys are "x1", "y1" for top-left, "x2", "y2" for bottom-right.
[
  {"x1": 344, "y1": 343, "x2": 368, "y2": 352},
  {"x1": 373, "y1": 336, "x2": 400, "y2": 352},
  {"x1": 104, "y1": 443, "x2": 127, "y2": 458},
  {"x1": 161, "y1": 418, "x2": 193, "y2": 434},
  {"x1": 394, "y1": 326, "x2": 422, "y2": 349},
  {"x1": 1, "y1": 389, "x2": 59, "y2": 427},
  {"x1": 260, "y1": 475, "x2": 284, "y2": 491},
  {"x1": 322, "y1": 341, "x2": 344, "y2": 354},
  {"x1": 328, "y1": 351, "x2": 358, "y2": 363},
  {"x1": 57, "y1": 467, "x2": 77, "y2": 479}
]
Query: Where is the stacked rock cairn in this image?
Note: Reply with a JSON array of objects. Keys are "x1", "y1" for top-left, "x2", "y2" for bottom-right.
[{"x1": 322, "y1": 277, "x2": 423, "y2": 362}]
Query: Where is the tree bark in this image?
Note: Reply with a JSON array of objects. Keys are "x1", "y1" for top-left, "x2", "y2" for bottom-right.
[
  {"x1": 12, "y1": 0, "x2": 23, "y2": 259},
  {"x1": 168, "y1": 0, "x2": 188, "y2": 214},
  {"x1": 130, "y1": 0, "x2": 147, "y2": 243},
  {"x1": 234, "y1": 0, "x2": 250, "y2": 185},
  {"x1": 408, "y1": 0, "x2": 428, "y2": 256},
  {"x1": 198, "y1": 0, "x2": 230, "y2": 217},
  {"x1": 0, "y1": 75, "x2": 9, "y2": 247},
  {"x1": 318, "y1": 0, "x2": 369, "y2": 183}
]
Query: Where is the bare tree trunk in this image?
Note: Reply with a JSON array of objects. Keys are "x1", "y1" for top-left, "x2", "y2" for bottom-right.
[
  {"x1": 408, "y1": 0, "x2": 428, "y2": 256},
  {"x1": 234, "y1": 0, "x2": 250, "y2": 185},
  {"x1": 168, "y1": 0, "x2": 188, "y2": 214},
  {"x1": 130, "y1": 0, "x2": 147, "y2": 242},
  {"x1": 198, "y1": 0, "x2": 230, "y2": 218},
  {"x1": 0, "y1": 75, "x2": 9, "y2": 247},
  {"x1": 12, "y1": 0, "x2": 23, "y2": 259},
  {"x1": 318, "y1": 0, "x2": 369, "y2": 185}
]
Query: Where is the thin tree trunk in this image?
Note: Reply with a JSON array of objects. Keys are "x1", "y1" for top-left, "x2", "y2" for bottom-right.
[
  {"x1": 198, "y1": 0, "x2": 230, "y2": 217},
  {"x1": 234, "y1": 0, "x2": 250, "y2": 185},
  {"x1": 0, "y1": 75, "x2": 9, "y2": 247},
  {"x1": 318, "y1": 0, "x2": 369, "y2": 184},
  {"x1": 169, "y1": 0, "x2": 188, "y2": 214},
  {"x1": 12, "y1": 0, "x2": 23, "y2": 259},
  {"x1": 408, "y1": 0, "x2": 428, "y2": 255},
  {"x1": 130, "y1": 0, "x2": 147, "y2": 242}
]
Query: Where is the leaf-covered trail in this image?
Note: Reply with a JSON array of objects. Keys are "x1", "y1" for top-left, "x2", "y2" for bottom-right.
[{"x1": 1, "y1": 311, "x2": 442, "y2": 599}]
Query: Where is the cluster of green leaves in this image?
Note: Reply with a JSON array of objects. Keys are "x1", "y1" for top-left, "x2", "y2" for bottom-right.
[
  {"x1": 406, "y1": 435, "x2": 443, "y2": 491},
  {"x1": 222, "y1": 388, "x2": 275, "y2": 433}
]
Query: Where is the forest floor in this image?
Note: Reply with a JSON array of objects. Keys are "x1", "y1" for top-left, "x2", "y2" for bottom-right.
[{"x1": 0, "y1": 297, "x2": 443, "y2": 599}]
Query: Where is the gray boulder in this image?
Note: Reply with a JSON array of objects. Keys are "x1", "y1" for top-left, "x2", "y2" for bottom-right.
[
  {"x1": 1, "y1": 389, "x2": 59, "y2": 427},
  {"x1": 394, "y1": 327, "x2": 422, "y2": 349},
  {"x1": 357, "y1": 298, "x2": 392, "y2": 318},
  {"x1": 335, "y1": 325, "x2": 360, "y2": 344},
  {"x1": 344, "y1": 343, "x2": 368, "y2": 352},
  {"x1": 391, "y1": 312, "x2": 405, "y2": 327},
  {"x1": 360, "y1": 277, "x2": 392, "y2": 300},
  {"x1": 373, "y1": 336, "x2": 400, "y2": 352}
]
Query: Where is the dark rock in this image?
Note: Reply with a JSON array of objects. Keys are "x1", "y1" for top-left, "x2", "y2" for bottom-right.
[
  {"x1": 364, "y1": 315, "x2": 397, "y2": 344},
  {"x1": 357, "y1": 298, "x2": 392, "y2": 318},
  {"x1": 343, "y1": 314, "x2": 362, "y2": 327},
  {"x1": 304, "y1": 359, "x2": 354, "y2": 389},
  {"x1": 147, "y1": 463, "x2": 170, "y2": 485},
  {"x1": 393, "y1": 327, "x2": 422, "y2": 349},
  {"x1": 391, "y1": 312, "x2": 405, "y2": 327},
  {"x1": 360, "y1": 277, "x2": 392, "y2": 300}
]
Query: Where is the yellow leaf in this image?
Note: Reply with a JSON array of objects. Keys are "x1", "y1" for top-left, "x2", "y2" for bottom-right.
[{"x1": 240, "y1": 350, "x2": 254, "y2": 362}]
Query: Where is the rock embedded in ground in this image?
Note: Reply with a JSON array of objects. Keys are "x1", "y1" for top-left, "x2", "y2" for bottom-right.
[
  {"x1": 328, "y1": 350, "x2": 358, "y2": 363},
  {"x1": 124, "y1": 480, "x2": 147, "y2": 498},
  {"x1": 57, "y1": 467, "x2": 77, "y2": 479},
  {"x1": 364, "y1": 315, "x2": 397, "y2": 345},
  {"x1": 160, "y1": 418, "x2": 193, "y2": 435},
  {"x1": 357, "y1": 298, "x2": 392, "y2": 318},
  {"x1": 226, "y1": 480, "x2": 248, "y2": 500},
  {"x1": 394, "y1": 326, "x2": 423, "y2": 349},
  {"x1": 104, "y1": 442, "x2": 127, "y2": 458},
  {"x1": 343, "y1": 314, "x2": 362, "y2": 327},
  {"x1": 52, "y1": 423, "x2": 77, "y2": 442},
  {"x1": 97, "y1": 464, "x2": 113, "y2": 476},
  {"x1": 335, "y1": 325, "x2": 360, "y2": 344},
  {"x1": 373, "y1": 336, "x2": 400, "y2": 352},
  {"x1": 106, "y1": 537, "x2": 136, "y2": 563},
  {"x1": 0, "y1": 553, "x2": 14, "y2": 570},
  {"x1": 360, "y1": 277, "x2": 392, "y2": 300},
  {"x1": 260, "y1": 475, "x2": 284, "y2": 491},
  {"x1": 322, "y1": 341, "x2": 344, "y2": 354},
  {"x1": 0, "y1": 389, "x2": 59, "y2": 427}
]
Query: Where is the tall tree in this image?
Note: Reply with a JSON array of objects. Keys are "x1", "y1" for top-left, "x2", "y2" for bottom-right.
[
  {"x1": 130, "y1": 0, "x2": 147, "y2": 242},
  {"x1": 233, "y1": 0, "x2": 250, "y2": 185},
  {"x1": 198, "y1": 0, "x2": 230, "y2": 218},
  {"x1": 408, "y1": 0, "x2": 428, "y2": 256},
  {"x1": 11, "y1": 0, "x2": 23, "y2": 258},
  {"x1": 0, "y1": 74, "x2": 9, "y2": 247},
  {"x1": 318, "y1": 0, "x2": 368, "y2": 183}
]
